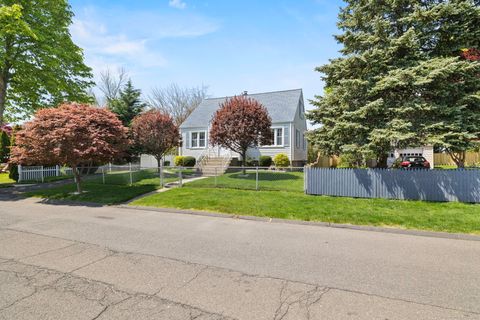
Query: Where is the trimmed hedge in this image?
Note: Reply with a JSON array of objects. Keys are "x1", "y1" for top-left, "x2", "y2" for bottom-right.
[
  {"x1": 273, "y1": 153, "x2": 290, "y2": 168},
  {"x1": 259, "y1": 156, "x2": 272, "y2": 167},
  {"x1": 174, "y1": 156, "x2": 196, "y2": 167}
]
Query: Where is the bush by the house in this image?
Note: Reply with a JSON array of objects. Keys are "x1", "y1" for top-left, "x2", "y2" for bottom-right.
[
  {"x1": 259, "y1": 156, "x2": 272, "y2": 167},
  {"x1": 183, "y1": 156, "x2": 196, "y2": 167},
  {"x1": 174, "y1": 156, "x2": 196, "y2": 167},
  {"x1": 273, "y1": 154, "x2": 290, "y2": 167},
  {"x1": 164, "y1": 160, "x2": 170, "y2": 166},
  {"x1": 246, "y1": 157, "x2": 258, "y2": 167}
]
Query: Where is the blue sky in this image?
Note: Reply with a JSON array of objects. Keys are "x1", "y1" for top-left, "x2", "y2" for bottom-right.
[{"x1": 69, "y1": 0, "x2": 344, "y2": 112}]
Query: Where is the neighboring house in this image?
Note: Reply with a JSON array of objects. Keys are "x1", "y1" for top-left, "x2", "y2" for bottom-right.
[
  {"x1": 180, "y1": 89, "x2": 308, "y2": 168},
  {"x1": 387, "y1": 146, "x2": 435, "y2": 168}
]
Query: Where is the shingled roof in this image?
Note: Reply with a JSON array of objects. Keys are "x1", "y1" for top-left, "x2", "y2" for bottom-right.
[{"x1": 180, "y1": 89, "x2": 303, "y2": 129}]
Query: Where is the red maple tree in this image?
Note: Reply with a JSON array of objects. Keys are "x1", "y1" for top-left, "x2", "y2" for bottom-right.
[
  {"x1": 460, "y1": 48, "x2": 480, "y2": 61},
  {"x1": 10, "y1": 103, "x2": 129, "y2": 193},
  {"x1": 131, "y1": 110, "x2": 180, "y2": 168},
  {"x1": 209, "y1": 95, "x2": 273, "y2": 172}
]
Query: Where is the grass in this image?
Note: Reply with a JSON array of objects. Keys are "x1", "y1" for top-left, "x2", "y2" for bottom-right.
[
  {"x1": 25, "y1": 181, "x2": 158, "y2": 205},
  {"x1": 23, "y1": 168, "x2": 197, "y2": 205},
  {"x1": 187, "y1": 170, "x2": 304, "y2": 192},
  {"x1": 131, "y1": 187, "x2": 480, "y2": 234},
  {"x1": 0, "y1": 173, "x2": 14, "y2": 188}
]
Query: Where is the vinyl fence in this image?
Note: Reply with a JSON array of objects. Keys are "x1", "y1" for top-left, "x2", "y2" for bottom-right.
[
  {"x1": 18, "y1": 165, "x2": 73, "y2": 183},
  {"x1": 305, "y1": 168, "x2": 480, "y2": 203}
]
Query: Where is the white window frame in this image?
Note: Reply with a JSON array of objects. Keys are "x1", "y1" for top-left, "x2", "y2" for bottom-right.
[
  {"x1": 266, "y1": 127, "x2": 284, "y2": 147},
  {"x1": 190, "y1": 131, "x2": 207, "y2": 149}
]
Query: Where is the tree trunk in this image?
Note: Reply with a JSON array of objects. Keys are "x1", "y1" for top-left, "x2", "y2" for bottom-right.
[
  {"x1": 72, "y1": 165, "x2": 82, "y2": 193},
  {"x1": 241, "y1": 149, "x2": 247, "y2": 175},
  {"x1": 0, "y1": 75, "x2": 7, "y2": 126},
  {"x1": 156, "y1": 156, "x2": 162, "y2": 173},
  {"x1": 448, "y1": 150, "x2": 466, "y2": 168},
  {"x1": 376, "y1": 154, "x2": 388, "y2": 169}
]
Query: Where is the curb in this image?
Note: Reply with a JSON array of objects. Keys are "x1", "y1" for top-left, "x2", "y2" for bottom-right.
[{"x1": 119, "y1": 205, "x2": 480, "y2": 242}]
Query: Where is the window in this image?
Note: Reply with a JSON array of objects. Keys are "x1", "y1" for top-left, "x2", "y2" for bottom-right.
[
  {"x1": 296, "y1": 130, "x2": 301, "y2": 148},
  {"x1": 267, "y1": 128, "x2": 283, "y2": 146},
  {"x1": 190, "y1": 131, "x2": 206, "y2": 148}
]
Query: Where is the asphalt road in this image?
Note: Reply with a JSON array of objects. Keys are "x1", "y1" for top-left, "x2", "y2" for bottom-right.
[{"x1": 0, "y1": 197, "x2": 479, "y2": 319}]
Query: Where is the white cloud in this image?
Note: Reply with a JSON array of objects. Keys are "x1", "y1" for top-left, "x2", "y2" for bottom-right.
[{"x1": 169, "y1": 0, "x2": 187, "y2": 9}]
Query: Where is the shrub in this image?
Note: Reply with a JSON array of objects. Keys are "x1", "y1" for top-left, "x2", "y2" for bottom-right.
[
  {"x1": 183, "y1": 156, "x2": 196, "y2": 167},
  {"x1": 174, "y1": 156, "x2": 185, "y2": 166},
  {"x1": 273, "y1": 153, "x2": 290, "y2": 168},
  {"x1": 174, "y1": 156, "x2": 196, "y2": 167},
  {"x1": 9, "y1": 165, "x2": 19, "y2": 182},
  {"x1": 259, "y1": 155, "x2": 272, "y2": 167},
  {"x1": 164, "y1": 160, "x2": 170, "y2": 166},
  {"x1": 246, "y1": 157, "x2": 258, "y2": 167}
]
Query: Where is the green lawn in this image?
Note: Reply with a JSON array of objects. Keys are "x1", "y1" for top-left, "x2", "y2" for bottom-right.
[
  {"x1": 0, "y1": 173, "x2": 14, "y2": 188},
  {"x1": 131, "y1": 187, "x2": 480, "y2": 235},
  {"x1": 25, "y1": 181, "x2": 158, "y2": 205},
  {"x1": 187, "y1": 170, "x2": 304, "y2": 192},
  {"x1": 24, "y1": 168, "x2": 196, "y2": 205}
]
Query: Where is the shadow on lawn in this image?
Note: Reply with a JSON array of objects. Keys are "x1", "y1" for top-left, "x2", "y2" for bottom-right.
[{"x1": 228, "y1": 172, "x2": 301, "y2": 181}]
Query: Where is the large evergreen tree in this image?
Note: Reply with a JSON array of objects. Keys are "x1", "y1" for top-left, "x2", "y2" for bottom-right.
[
  {"x1": 0, "y1": 1, "x2": 93, "y2": 124},
  {"x1": 108, "y1": 80, "x2": 146, "y2": 127},
  {"x1": 308, "y1": 0, "x2": 480, "y2": 167}
]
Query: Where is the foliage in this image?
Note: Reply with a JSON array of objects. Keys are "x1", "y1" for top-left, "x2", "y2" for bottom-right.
[
  {"x1": 337, "y1": 152, "x2": 365, "y2": 168},
  {"x1": 148, "y1": 84, "x2": 208, "y2": 126},
  {"x1": 174, "y1": 155, "x2": 196, "y2": 167},
  {"x1": 0, "y1": 130, "x2": 9, "y2": 162},
  {"x1": 259, "y1": 156, "x2": 272, "y2": 167},
  {"x1": 0, "y1": 1, "x2": 93, "y2": 124},
  {"x1": 108, "y1": 79, "x2": 146, "y2": 127},
  {"x1": 183, "y1": 156, "x2": 196, "y2": 167},
  {"x1": 209, "y1": 95, "x2": 273, "y2": 172},
  {"x1": 273, "y1": 153, "x2": 290, "y2": 168},
  {"x1": 131, "y1": 110, "x2": 180, "y2": 167},
  {"x1": 10, "y1": 103, "x2": 129, "y2": 192},
  {"x1": 308, "y1": 0, "x2": 480, "y2": 168},
  {"x1": 8, "y1": 163, "x2": 17, "y2": 181}
]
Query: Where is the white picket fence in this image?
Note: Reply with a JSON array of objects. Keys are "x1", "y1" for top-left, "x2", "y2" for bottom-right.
[{"x1": 18, "y1": 165, "x2": 72, "y2": 183}]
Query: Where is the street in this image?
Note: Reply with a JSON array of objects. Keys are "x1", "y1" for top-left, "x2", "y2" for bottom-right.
[{"x1": 0, "y1": 197, "x2": 479, "y2": 319}]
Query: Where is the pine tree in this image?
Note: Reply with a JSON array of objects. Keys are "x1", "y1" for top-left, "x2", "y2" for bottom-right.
[
  {"x1": 308, "y1": 0, "x2": 480, "y2": 167},
  {"x1": 108, "y1": 80, "x2": 146, "y2": 127}
]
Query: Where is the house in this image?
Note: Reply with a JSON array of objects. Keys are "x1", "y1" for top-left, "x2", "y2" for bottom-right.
[
  {"x1": 179, "y1": 89, "x2": 308, "y2": 169},
  {"x1": 387, "y1": 146, "x2": 435, "y2": 168}
]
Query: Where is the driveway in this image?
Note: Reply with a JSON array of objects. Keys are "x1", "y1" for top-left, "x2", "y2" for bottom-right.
[{"x1": 0, "y1": 197, "x2": 479, "y2": 319}]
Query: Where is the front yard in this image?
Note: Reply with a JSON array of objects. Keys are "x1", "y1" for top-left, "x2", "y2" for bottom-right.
[
  {"x1": 22, "y1": 168, "x2": 480, "y2": 235},
  {"x1": 131, "y1": 187, "x2": 480, "y2": 235}
]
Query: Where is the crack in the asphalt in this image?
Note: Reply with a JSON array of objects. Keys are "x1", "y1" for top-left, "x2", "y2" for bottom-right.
[
  {"x1": 2, "y1": 228, "x2": 480, "y2": 317},
  {"x1": 0, "y1": 259, "x2": 235, "y2": 319}
]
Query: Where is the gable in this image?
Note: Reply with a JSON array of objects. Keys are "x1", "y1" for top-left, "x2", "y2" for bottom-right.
[{"x1": 180, "y1": 89, "x2": 303, "y2": 129}]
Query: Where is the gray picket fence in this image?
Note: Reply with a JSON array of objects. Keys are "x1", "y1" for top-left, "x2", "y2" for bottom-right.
[{"x1": 305, "y1": 168, "x2": 480, "y2": 203}]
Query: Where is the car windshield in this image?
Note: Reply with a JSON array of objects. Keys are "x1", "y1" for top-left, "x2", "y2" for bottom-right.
[{"x1": 405, "y1": 157, "x2": 426, "y2": 162}]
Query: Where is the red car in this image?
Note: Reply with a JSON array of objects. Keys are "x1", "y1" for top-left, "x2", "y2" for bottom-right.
[{"x1": 394, "y1": 156, "x2": 430, "y2": 169}]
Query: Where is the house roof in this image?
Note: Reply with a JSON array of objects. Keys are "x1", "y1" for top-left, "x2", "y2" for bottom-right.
[{"x1": 180, "y1": 89, "x2": 303, "y2": 129}]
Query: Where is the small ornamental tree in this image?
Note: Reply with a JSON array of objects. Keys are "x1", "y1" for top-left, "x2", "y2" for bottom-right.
[
  {"x1": 209, "y1": 96, "x2": 273, "y2": 174},
  {"x1": 131, "y1": 110, "x2": 180, "y2": 168},
  {"x1": 10, "y1": 103, "x2": 129, "y2": 193}
]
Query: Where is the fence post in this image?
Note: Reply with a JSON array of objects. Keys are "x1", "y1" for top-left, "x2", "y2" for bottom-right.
[
  {"x1": 255, "y1": 167, "x2": 259, "y2": 191},
  {"x1": 41, "y1": 165, "x2": 44, "y2": 183},
  {"x1": 160, "y1": 162, "x2": 164, "y2": 188},
  {"x1": 179, "y1": 167, "x2": 183, "y2": 187},
  {"x1": 18, "y1": 165, "x2": 22, "y2": 183},
  {"x1": 56, "y1": 165, "x2": 60, "y2": 177},
  {"x1": 109, "y1": 163, "x2": 112, "y2": 173},
  {"x1": 129, "y1": 162, "x2": 133, "y2": 185},
  {"x1": 102, "y1": 167, "x2": 105, "y2": 184}
]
